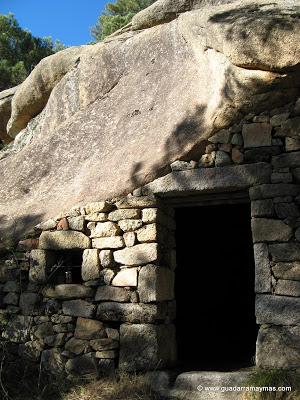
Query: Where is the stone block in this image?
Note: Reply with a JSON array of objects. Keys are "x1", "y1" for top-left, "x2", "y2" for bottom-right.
[
  {"x1": 114, "y1": 243, "x2": 158, "y2": 266},
  {"x1": 29, "y1": 249, "x2": 56, "y2": 283},
  {"x1": 275, "y1": 202, "x2": 299, "y2": 219},
  {"x1": 90, "y1": 222, "x2": 121, "y2": 238},
  {"x1": 242, "y1": 123, "x2": 272, "y2": 148},
  {"x1": 256, "y1": 294, "x2": 300, "y2": 325},
  {"x1": 251, "y1": 199, "x2": 274, "y2": 217},
  {"x1": 270, "y1": 113, "x2": 289, "y2": 126},
  {"x1": 99, "y1": 250, "x2": 114, "y2": 268},
  {"x1": 136, "y1": 224, "x2": 158, "y2": 242},
  {"x1": 106, "y1": 328, "x2": 119, "y2": 340},
  {"x1": 112, "y1": 268, "x2": 138, "y2": 287},
  {"x1": 95, "y1": 286, "x2": 131, "y2": 302},
  {"x1": 85, "y1": 201, "x2": 113, "y2": 214},
  {"x1": 74, "y1": 317, "x2": 105, "y2": 340},
  {"x1": 67, "y1": 216, "x2": 85, "y2": 232},
  {"x1": 271, "y1": 172, "x2": 293, "y2": 183},
  {"x1": 123, "y1": 231, "x2": 136, "y2": 247},
  {"x1": 286, "y1": 137, "x2": 300, "y2": 151},
  {"x1": 253, "y1": 244, "x2": 271, "y2": 293},
  {"x1": 275, "y1": 279, "x2": 300, "y2": 297},
  {"x1": 3, "y1": 292, "x2": 19, "y2": 306},
  {"x1": 119, "y1": 324, "x2": 176, "y2": 371},
  {"x1": 97, "y1": 302, "x2": 169, "y2": 323},
  {"x1": 39, "y1": 231, "x2": 90, "y2": 250},
  {"x1": 108, "y1": 209, "x2": 141, "y2": 221},
  {"x1": 215, "y1": 150, "x2": 231, "y2": 167},
  {"x1": 90, "y1": 338, "x2": 119, "y2": 351},
  {"x1": 272, "y1": 151, "x2": 300, "y2": 169},
  {"x1": 95, "y1": 350, "x2": 117, "y2": 359},
  {"x1": 272, "y1": 262, "x2": 300, "y2": 280},
  {"x1": 41, "y1": 349, "x2": 65, "y2": 373},
  {"x1": 57, "y1": 217, "x2": 69, "y2": 231},
  {"x1": 82, "y1": 249, "x2": 101, "y2": 281},
  {"x1": 269, "y1": 243, "x2": 300, "y2": 262},
  {"x1": 144, "y1": 163, "x2": 271, "y2": 196},
  {"x1": 36, "y1": 219, "x2": 57, "y2": 231},
  {"x1": 115, "y1": 196, "x2": 158, "y2": 209},
  {"x1": 3, "y1": 280, "x2": 20, "y2": 292},
  {"x1": 32, "y1": 322, "x2": 54, "y2": 340},
  {"x1": 62, "y1": 300, "x2": 96, "y2": 318},
  {"x1": 119, "y1": 219, "x2": 143, "y2": 232},
  {"x1": 85, "y1": 213, "x2": 108, "y2": 222},
  {"x1": 65, "y1": 337, "x2": 89, "y2": 355},
  {"x1": 138, "y1": 265, "x2": 175, "y2": 302},
  {"x1": 43, "y1": 284, "x2": 94, "y2": 300},
  {"x1": 65, "y1": 353, "x2": 97, "y2": 375},
  {"x1": 244, "y1": 146, "x2": 281, "y2": 163},
  {"x1": 208, "y1": 129, "x2": 231, "y2": 144},
  {"x1": 92, "y1": 236, "x2": 124, "y2": 249},
  {"x1": 280, "y1": 117, "x2": 300, "y2": 136},
  {"x1": 170, "y1": 160, "x2": 196, "y2": 171},
  {"x1": 249, "y1": 184, "x2": 299, "y2": 200},
  {"x1": 251, "y1": 218, "x2": 293, "y2": 242},
  {"x1": 256, "y1": 325, "x2": 300, "y2": 369},
  {"x1": 19, "y1": 292, "x2": 40, "y2": 315},
  {"x1": 199, "y1": 152, "x2": 215, "y2": 167}
]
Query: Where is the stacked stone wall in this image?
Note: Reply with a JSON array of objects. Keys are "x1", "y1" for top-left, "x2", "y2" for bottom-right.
[{"x1": 1, "y1": 97, "x2": 300, "y2": 374}]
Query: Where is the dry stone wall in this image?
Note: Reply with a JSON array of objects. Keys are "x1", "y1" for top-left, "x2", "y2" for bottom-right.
[{"x1": 1, "y1": 97, "x2": 300, "y2": 374}]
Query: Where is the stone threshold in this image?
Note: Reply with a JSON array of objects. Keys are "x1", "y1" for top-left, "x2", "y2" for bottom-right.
[{"x1": 146, "y1": 369, "x2": 255, "y2": 400}]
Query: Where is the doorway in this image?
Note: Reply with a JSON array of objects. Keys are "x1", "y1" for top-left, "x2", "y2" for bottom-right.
[{"x1": 175, "y1": 202, "x2": 257, "y2": 371}]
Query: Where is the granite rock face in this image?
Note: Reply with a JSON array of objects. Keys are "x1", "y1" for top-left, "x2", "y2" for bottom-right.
[{"x1": 1, "y1": 0, "x2": 300, "y2": 241}]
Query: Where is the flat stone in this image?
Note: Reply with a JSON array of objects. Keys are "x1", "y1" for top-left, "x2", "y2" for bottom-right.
[
  {"x1": 39, "y1": 231, "x2": 90, "y2": 250},
  {"x1": 114, "y1": 243, "x2": 158, "y2": 266},
  {"x1": 136, "y1": 223, "x2": 158, "y2": 242},
  {"x1": 115, "y1": 196, "x2": 158, "y2": 209},
  {"x1": 142, "y1": 208, "x2": 158, "y2": 224},
  {"x1": 99, "y1": 250, "x2": 114, "y2": 268},
  {"x1": 256, "y1": 294, "x2": 300, "y2": 325},
  {"x1": 275, "y1": 202, "x2": 299, "y2": 219},
  {"x1": 65, "y1": 337, "x2": 90, "y2": 355},
  {"x1": 272, "y1": 151, "x2": 300, "y2": 169},
  {"x1": 123, "y1": 231, "x2": 136, "y2": 247},
  {"x1": 269, "y1": 243, "x2": 300, "y2": 262},
  {"x1": 170, "y1": 160, "x2": 196, "y2": 171},
  {"x1": 67, "y1": 216, "x2": 85, "y2": 232},
  {"x1": 270, "y1": 113, "x2": 290, "y2": 126},
  {"x1": 118, "y1": 219, "x2": 143, "y2": 232},
  {"x1": 112, "y1": 268, "x2": 138, "y2": 287},
  {"x1": 51, "y1": 315, "x2": 73, "y2": 324},
  {"x1": 208, "y1": 129, "x2": 231, "y2": 144},
  {"x1": 143, "y1": 163, "x2": 271, "y2": 197},
  {"x1": 214, "y1": 150, "x2": 231, "y2": 167},
  {"x1": 92, "y1": 236, "x2": 124, "y2": 249},
  {"x1": 90, "y1": 338, "x2": 119, "y2": 351},
  {"x1": 90, "y1": 221, "x2": 121, "y2": 238},
  {"x1": 43, "y1": 284, "x2": 94, "y2": 300},
  {"x1": 286, "y1": 137, "x2": 300, "y2": 151},
  {"x1": 97, "y1": 302, "x2": 169, "y2": 323},
  {"x1": 275, "y1": 279, "x2": 300, "y2": 297},
  {"x1": 29, "y1": 249, "x2": 56, "y2": 283},
  {"x1": 65, "y1": 353, "x2": 97, "y2": 375},
  {"x1": 82, "y1": 249, "x2": 101, "y2": 281},
  {"x1": 271, "y1": 172, "x2": 293, "y2": 184},
  {"x1": 95, "y1": 286, "x2": 131, "y2": 302},
  {"x1": 242, "y1": 123, "x2": 272, "y2": 148},
  {"x1": 35, "y1": 219, "x2": 57, "y2": 231},
  {"x1": 138, "y1": 265, "x2": 175, "y2": 302},
  {"x1": 251, "y1": 218, "x2": 293, "y2": 242},
  {"x1": 249, "y1": 184, "x2": 299, "y2": 200},
  {"x1": 32, "y1": 322, "x2": 54, "y2": 339},
  {"x1": 85, "y1": 201, "x2": 112, "y2": 214},
  {"x1": 244, "y1": 146, "x2": 281, "y2": 163},
  {"x1": 256, "y1": 325, "x2": 300, "y2": 369},
  {"x1": 280, "y1": 117, "x2": 300, "y2": 136},
  {"x1": 95, "y1": 350, "x2": 117, "y2": 359},
  {"x1": 119, "y1": 324, "x2": 176, "y2": 371},
  {"x1": 62, "y1": 300, "x2": 96, "y2": 318},
  {"x1": 251, "y1": 199, "x2": 274, "y2": 217},
  {"x1": 41, "y1": 348, "x2": 65, "y2": 373},
  {"x1": 85, "y1": 213, "x2": 108, "y2": 222},
  {"x1": 108, "y1": 209, "x2": 141, "y2": 221},
  {"x1": 19, "y1": 292, "x2": 40, "y2": 315},
  {"x1": 74, "y1": 317, "x2": 105, "y2": 340},
  {"x1": 272, "y1": 262, "x2": 300, "y2": 280},
  {"x1": 253, "y1": 244, "x2": 271, "y2": 293}
]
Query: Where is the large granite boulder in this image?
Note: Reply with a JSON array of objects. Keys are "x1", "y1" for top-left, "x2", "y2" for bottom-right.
[{"x1": 0, "y1": 0, "x2": 300, "y2": 241}]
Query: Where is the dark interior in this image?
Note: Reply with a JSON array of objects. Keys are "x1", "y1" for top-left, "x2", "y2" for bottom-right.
[
  {"x1": 49, "y1": 250, "x2": 83, "y2": 284},
  {"x1": 175, "y1": 202, "x2": 257, "y2": 371}
]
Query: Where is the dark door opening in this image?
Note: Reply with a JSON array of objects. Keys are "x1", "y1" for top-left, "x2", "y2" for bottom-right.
[{"x1": 175, "y1": 202, "x2": 257, "y2": 371}]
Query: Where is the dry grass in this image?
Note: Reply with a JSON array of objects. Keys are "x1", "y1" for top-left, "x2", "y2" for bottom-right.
[{"x1": 0, "y1": 358, "x2": 165, "y2": 400}]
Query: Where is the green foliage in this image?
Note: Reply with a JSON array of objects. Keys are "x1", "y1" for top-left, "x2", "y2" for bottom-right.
[
  {"x1": 244, "y1": 369, "x2": 300, "y2": 400},
  {"x1": 92, "y1": 0, "x2": 156, "y2": 40},
  {"x1": 0, "y1": 13, "x2": 65, "y2": 91}
]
